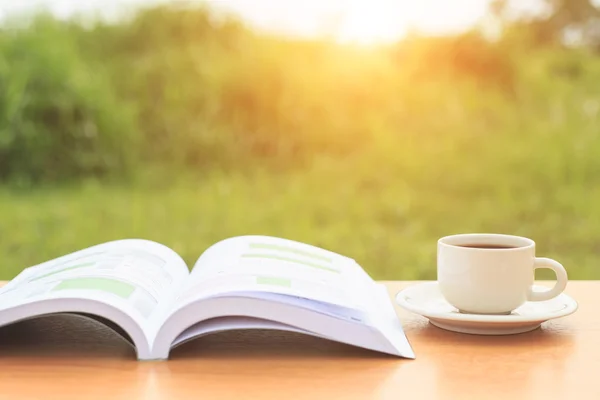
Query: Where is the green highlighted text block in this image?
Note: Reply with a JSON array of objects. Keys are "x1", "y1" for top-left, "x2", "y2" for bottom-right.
[
  {"x1": 242, "y1": 253, "x2": 339, "y2": 273},
  {"x1": 249, "y1": 243, "x2": 333, "y2": 263},
  {"x1": 256, "y1": 276, "x2": 292, "y2": 287},
  {"x1": 30, "y1": 262, "x2": 96, "y2": 282},
  {"x1": 53, "y1": 277, "x2": 135, "y2": 299}
]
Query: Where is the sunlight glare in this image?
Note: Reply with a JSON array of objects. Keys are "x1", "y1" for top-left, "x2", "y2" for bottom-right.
[
  {"x1": 336, "y1": 0, "x2": 403, "y2": 44},
  {"x1": 207, "y1": 0, "x2": 490, "y2": 44},
  {"x1": 332, "y1": 0, "x2": 489, "y2": 44}
]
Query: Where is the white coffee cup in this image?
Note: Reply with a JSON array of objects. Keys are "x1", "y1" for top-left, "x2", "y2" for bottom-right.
[{"x1": 437, "y1": 233, "x2": 568, "y2": 315}]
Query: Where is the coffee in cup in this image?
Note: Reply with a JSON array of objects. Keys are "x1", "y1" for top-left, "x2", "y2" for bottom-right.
[{"x1": 437, "y1": 233, "x2": 568, "y2": 315}]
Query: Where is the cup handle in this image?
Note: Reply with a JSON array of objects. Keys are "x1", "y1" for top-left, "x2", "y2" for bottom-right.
[{"x1": 527, "y1": 257, "x2": 568, "y2": 302}]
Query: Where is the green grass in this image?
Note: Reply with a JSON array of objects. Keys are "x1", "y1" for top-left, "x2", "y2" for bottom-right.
[{"x1": 2, "y1": 151, "x2": 599, "y2": 281}]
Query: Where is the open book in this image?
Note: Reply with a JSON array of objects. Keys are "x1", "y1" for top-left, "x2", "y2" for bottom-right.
[{"x1": 0, "y1": 236, "x2": 415, "y2": 360}]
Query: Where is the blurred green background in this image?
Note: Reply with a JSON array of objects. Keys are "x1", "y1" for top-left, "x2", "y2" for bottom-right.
[{"x1": 1, "y1": 0, "x2": 599, "y2": 280}]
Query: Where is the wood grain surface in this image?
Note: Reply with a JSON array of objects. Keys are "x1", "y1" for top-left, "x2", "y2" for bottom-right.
[{"x1": 0, "y1": 281, "x2": 597, "y2": 400}]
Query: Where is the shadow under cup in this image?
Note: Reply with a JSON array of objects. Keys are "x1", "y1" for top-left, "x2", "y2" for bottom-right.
[{"x1": 437, "y1": 234, "x2": 541, "y2": 315}]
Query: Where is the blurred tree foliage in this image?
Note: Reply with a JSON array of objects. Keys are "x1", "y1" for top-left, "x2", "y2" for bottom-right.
[
  {"x1": 0, "y1": 2, "x2": 599, "y2": 184},
  {"x1": 491, "y1": 0, "x2": 600, "y2": 48},
  {"x1": 0, "y1": 15, "x2": 139, "y2": 184}
]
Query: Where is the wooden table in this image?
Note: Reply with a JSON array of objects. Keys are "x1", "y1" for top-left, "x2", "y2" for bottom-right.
[{"x1": 0, "y1": 281, "x2": 597, "y2": 400}]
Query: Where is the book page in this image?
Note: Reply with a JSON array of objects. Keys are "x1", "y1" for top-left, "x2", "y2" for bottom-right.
[
  {"x1": 178, "y1": 236, "x2": 379, "y2": 313},
  {"x1": 0, "y1": 239, "x2": 189, "y2": 327}
]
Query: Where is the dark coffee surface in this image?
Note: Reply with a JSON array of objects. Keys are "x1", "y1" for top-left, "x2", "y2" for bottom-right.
[{"x1": 457, "y1": 244, "x2": 517, "y2": 249}]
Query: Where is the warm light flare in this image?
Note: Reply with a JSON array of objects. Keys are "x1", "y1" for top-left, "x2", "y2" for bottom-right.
[
  {"x1": 332, "y1": 0, "x2": 489, "y2": 45},
  {"x1": 209, "y1": 0, "x2": 490, "y2": 45},
  {"x1": 335, "y1": 0, "x2": 404, "y2": 44}
]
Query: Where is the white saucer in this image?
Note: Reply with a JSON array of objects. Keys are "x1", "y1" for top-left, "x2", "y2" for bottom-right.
[{"x1": 395, "y1": 282, "x2": 578, "y2": 335}]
